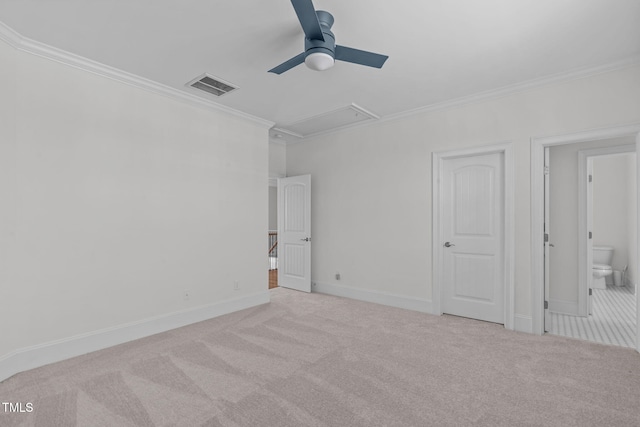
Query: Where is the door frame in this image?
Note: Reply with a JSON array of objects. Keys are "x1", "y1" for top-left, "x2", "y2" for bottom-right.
[
  {"x1": 531, "y1": 123, "x2": 640, "y2": 353},
  {"x1": 577, "y1": 144, "x2": 636, "y2": 316},
  {"x1": 432, "y1": 142, "x2": 515, "y2": 329}
]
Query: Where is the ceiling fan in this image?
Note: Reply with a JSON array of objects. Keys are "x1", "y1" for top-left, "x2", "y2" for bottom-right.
[{"x1": 268, "y1": 0, "x2": 389, "y2": 74}]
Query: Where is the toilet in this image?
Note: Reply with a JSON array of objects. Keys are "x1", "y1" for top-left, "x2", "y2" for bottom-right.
[{"x1": 592, "y1": 246, "x2": 614, "y2": 290}]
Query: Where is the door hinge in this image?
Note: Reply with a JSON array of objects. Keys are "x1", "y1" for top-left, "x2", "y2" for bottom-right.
[
  {"x1": 589, "y1": 288, "x2": 593, "y2": 296},
  {"x1": 544, "y1": 166, "x2": 549, "y2": 176},
  {"x1": 589, "y1": 174, "x2": 592, "y2": 183},
  {"x1": 589, "y1": 231, "x2": 592, "y2": 239},
  {"x1": 544, "y1": 301, "x2": 549, "y2": 309},
  {"x1": 544, "y1": 233, "x2": 549, "y2": 243}
]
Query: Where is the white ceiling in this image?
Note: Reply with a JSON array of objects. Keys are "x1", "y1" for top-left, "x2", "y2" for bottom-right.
[{"x1": 1, "y1": 0, "x2": 639, "y2": 142}]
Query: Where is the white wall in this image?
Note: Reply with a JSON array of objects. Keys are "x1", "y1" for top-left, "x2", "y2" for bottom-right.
[
  {"x1": 0, "y1": 37, "x2": 17, "y2": 354},
  {"x1": 286, "y1": 63, "x2": 640, "y2": 324},
  {"x1": 0, "y1": 38, "x2": 269, "y2": 367},
  {"x1": 268, "y1": 141, "x2": 286, "y2": 231},
  {"x1": 593, "y1": 154, "x2": 634, "y2": 272},
  {"x1": 627, "y1": 154, "x2": 638, "y2": 287},
  {"x1": 269, "y1": 186, "x2": 278, "y2": 230},
  {"x1": 269, "y1": 141, "x2": 286, "y2": 179}
]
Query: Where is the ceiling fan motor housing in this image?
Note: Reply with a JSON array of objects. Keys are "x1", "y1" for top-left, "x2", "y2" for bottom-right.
[{"x1": 305, "y1": 10, "x2": 335, "y2": 59}]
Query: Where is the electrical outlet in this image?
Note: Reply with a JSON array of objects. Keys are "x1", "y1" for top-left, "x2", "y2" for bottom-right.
[
  {"x1": 335, "y1": 273, "x2": 341, "y2": 280},
  {"x1": 183, "y1": 291, "x2": 190, "y2": 301},
  {"x1": 234, "y1": 281, "x2": 240, "y2": 290}
]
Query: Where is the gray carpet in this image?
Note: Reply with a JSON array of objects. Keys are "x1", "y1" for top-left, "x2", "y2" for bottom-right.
[{"x1": 1, "y1": 288, "x2": 640, "y2": 426}]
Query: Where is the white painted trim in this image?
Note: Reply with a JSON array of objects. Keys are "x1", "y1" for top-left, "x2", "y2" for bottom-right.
[
  {"x1": 531, "y1": 141, "x2": 545, "y2": 335},
  {"x1": 432, "y1": 142, "x2": 516, "y2": 329},
  {"x1": 548, "y1": 299, "x2": 580, "y2": 316},
  {"x1": 271, "y1": 127, "x2": 304, "y2": 139},
  {"x1": 531, "y1": 123, "x2": 640, "y2": 342},
  {"x1": 534, "y1": 124, "x2": 640, "y2": 147},
  {"x1": 5, "y1": 17, "x2": 638, "y2": 144},
  {"x1": 312, "y1": 282, "x2": 433, "y2": 314},
  {"x1": 0, "y1": 21, "x2": 273, "y2": 129},
  {"x1": 432, "y1": 153, "x2": 444, "y2": 317},
  {"x1": 384, "y1": 56, "x2": 640, "y2": 124},
  {"x1": 636, "y1": 131, "x2": 640, "y2": 353},
  {"x1": 0, "y1": 19, "x2": 22, "y2": 48},
  {"x1": 0, "y1": 291, "x2": 270, "y2": 383},
  {"x1": 297, "y1": 56, "x2": 640, "y2": 144},
  {"x1": 268, "y1": 177, "x2": 283, "y2": 187},
  {"x1": 578, "y1": 144, "x2": 636, "y2": 317},
  {"x1": 504, "y1": 144, "x2": 516, "y2": 330},
  {"x1": 514, "y1": 315, "x2": 533, "y2": 334},
  {"x1": 279, "y1": 103, "x2": 380, "y2": 140}
]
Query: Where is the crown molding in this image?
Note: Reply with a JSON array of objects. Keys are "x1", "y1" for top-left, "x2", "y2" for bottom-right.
[
  {"x1": 0, "y1": 20, "x2": 274, "y2": 129},
  {"x1": 298, "y1": 55, "x2": 640, "y2": 143},
  {"x1": 4, "y1": 18, "x2": 638, "y2": 139},
  {"x1": 382, "y1": 55, "x2": 640, "y2": 124},
  {"x1": 0, "y1": 19, "x2": 22, "y2": 48}
]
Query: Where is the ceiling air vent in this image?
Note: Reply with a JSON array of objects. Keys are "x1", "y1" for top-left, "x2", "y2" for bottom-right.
[{"x1": 187, "y1": 74, "x2": 237, "y2": 97}]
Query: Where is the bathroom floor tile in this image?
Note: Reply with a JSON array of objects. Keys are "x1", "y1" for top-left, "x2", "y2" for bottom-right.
[{"x1": 548, "y1": 285, "x2": 636, "y2": 348}]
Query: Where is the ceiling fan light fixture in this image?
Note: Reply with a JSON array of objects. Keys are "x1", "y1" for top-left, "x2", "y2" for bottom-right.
[
  {"x1": 305, "y1": 52, "x2": 335, "y2": 71},
  {"x1": 267, "y1": 1, "x2": 388, "y2": 74}
]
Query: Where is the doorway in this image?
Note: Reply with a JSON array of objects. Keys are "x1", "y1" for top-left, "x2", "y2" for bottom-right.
[
  {"x1": 545, "y1": 142, "x2": 637, "y2": 347},
  {"x1": 432, "y1": 143, "x2": 515, "y2": 328},
  {"x1": 531, "y1": 123, "x2": 640, "y2": 352},
  {"x1": 268, "y1": 181, "x2": 278, "y2": 289}
]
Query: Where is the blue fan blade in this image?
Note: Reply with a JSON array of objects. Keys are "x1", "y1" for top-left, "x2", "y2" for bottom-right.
[
  {"x1": 268, "y1": 52, "x2": 306, "y2": 74},
  {"x1": 291, "y1": 0, "x2": 324, "y2": 41},
  {"x1": 335, "y1": 45, "x2": 388, "y2": 68}
]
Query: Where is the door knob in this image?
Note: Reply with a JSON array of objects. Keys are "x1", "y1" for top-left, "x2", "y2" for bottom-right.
[
  {"x1": 300, "y1": 237, "x2": 311, "y2": 242},
  {"x1": 443, "y1": 242, "x2": 455, "y2": 247}
]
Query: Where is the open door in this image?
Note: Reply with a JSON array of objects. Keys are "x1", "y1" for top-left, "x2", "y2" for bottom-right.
[
  {"x1": 544, "y1": 148, "x2": 551, "y2": 332},
  {"x1": 586, "y1": 158, "x2": 594, "y2": 315},
  {"x1": 277, "y1": 175, "x2": 311, "y2": 292}
]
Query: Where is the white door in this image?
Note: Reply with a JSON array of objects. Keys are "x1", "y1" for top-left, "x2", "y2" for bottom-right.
[
  {"x1": 277, "y1": 175, "x2": 311, "y2": 292},
  {"x1": 441, "y1": 152, "x2": 504, "y2": 324},
  {"x1": 586, "y1": 158, "x2": 594, "y2": 315},
  {"x1": 544, "y1": 147, "x2": 551, "y2": 330}
]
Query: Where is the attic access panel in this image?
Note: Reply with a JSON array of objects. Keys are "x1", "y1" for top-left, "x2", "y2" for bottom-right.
[{"x1": 280, "y1": 104, "x2": 379, "y2": 138}]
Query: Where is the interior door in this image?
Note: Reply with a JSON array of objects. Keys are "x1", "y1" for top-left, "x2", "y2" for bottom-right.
[
  {"x1": 544, "y1": 147, "x2": 551, "y2": 330},
  {"x1": 441, "y1": 152, "x2": 504, "y2": 324},
  {"x1": 277, "y1": 175, "x2": 311, "y2": 292},
  {"x1": 586, "y1": 158, "x2": 594, "y2": 315}
]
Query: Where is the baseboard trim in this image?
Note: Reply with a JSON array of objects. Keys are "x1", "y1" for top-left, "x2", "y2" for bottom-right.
[
  {"x1": 0, "y1": 291, "x2": 270, "y2": 383},
  {"x1": 514, "y1": 314, "x2": 534, "y2": 334},
  {"x1": 549, "y1": 299, "x2": 579, "y2": 316},
  {"x1": 312, "y1": 282, "x2": 433, "y2": 313},
  {"x1": 314, "y1": 282, "x2": 534, "y2": 334}
]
